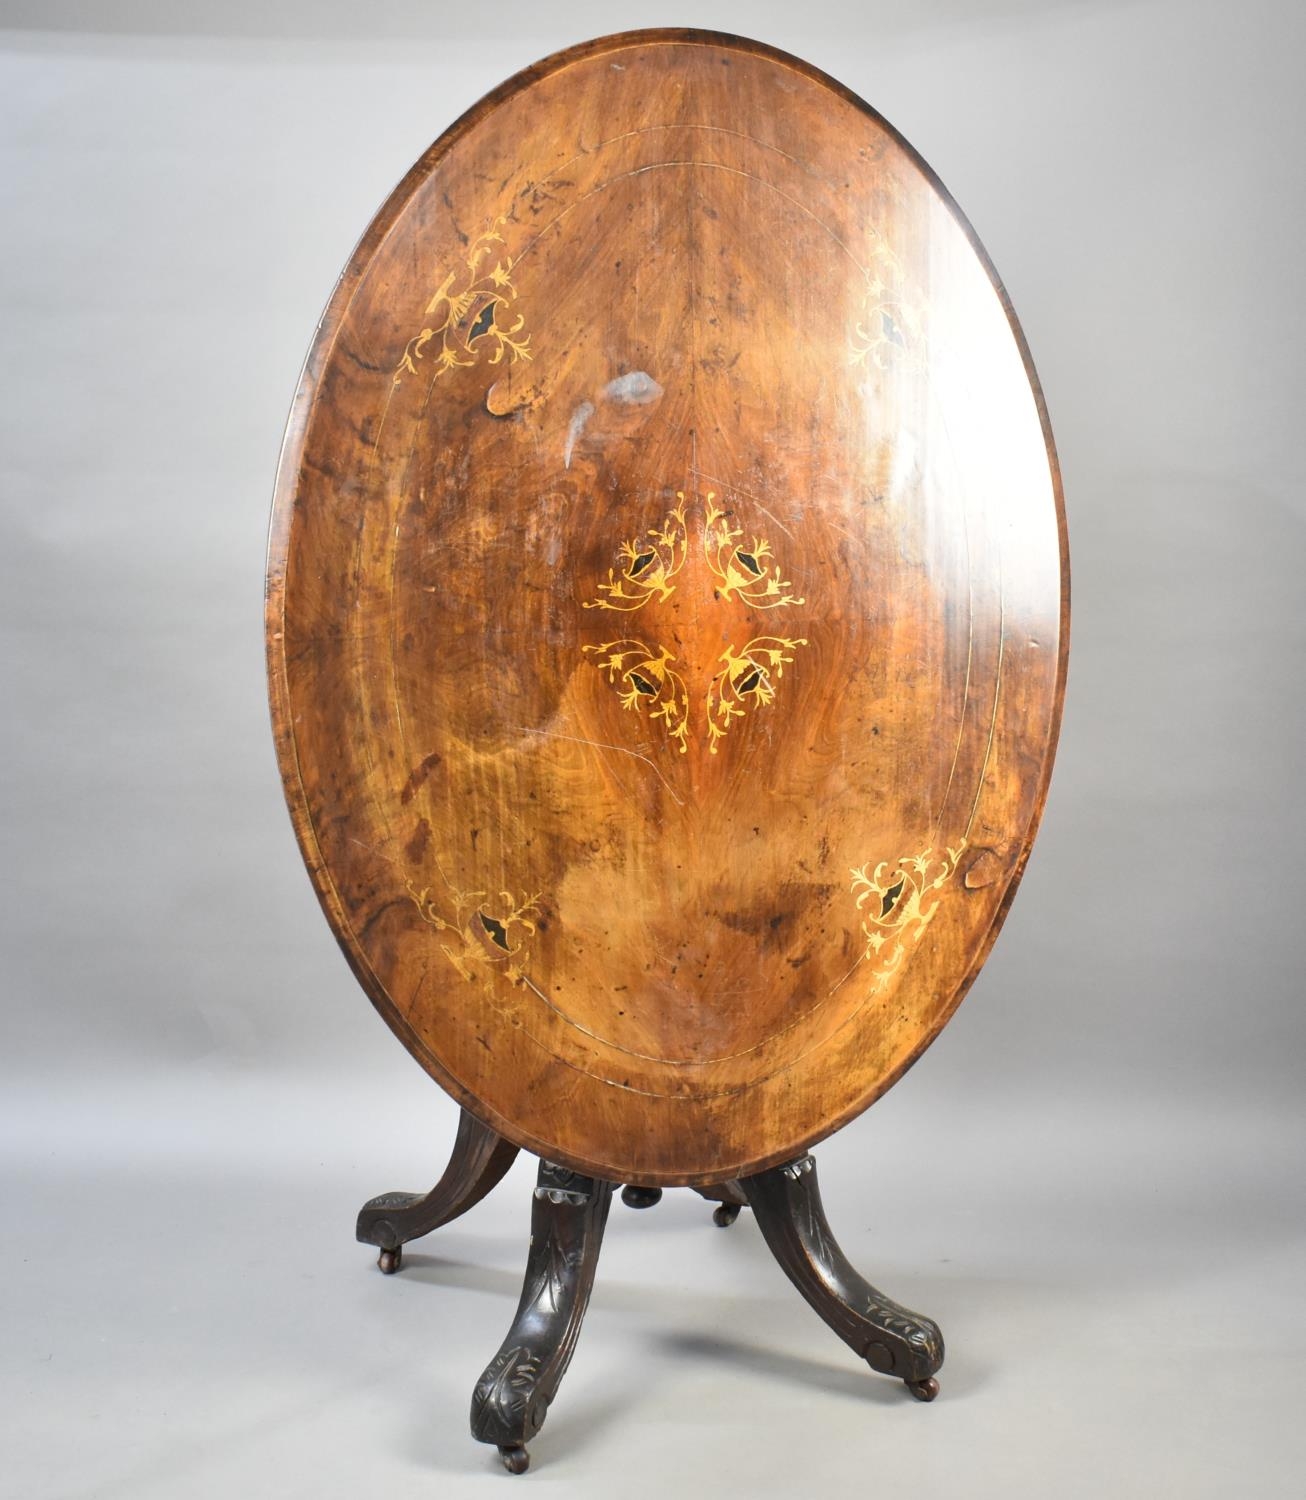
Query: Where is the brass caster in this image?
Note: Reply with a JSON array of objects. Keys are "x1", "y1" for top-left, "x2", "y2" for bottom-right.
[
  {"x1": 621, "y1": 1185, "x2": 663, "y2": 1209},
  {"x1": 906, "y1": 1376, "x2": 939, "y2": 1402},
  {"x1": 377, "y1": 1246, "x2": 403, "y2": 1275},
  {"x1": 499, "y1": 1444, "x2": 530, "y2": 1474},
  {"x1": 713, "y1": 1203, "x2": 741, "y2": 1228}
]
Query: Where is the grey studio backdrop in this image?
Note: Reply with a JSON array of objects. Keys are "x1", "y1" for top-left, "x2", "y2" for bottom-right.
[{"x1": 2, "y1": 3, "x2": 1302, "y2": 1497}]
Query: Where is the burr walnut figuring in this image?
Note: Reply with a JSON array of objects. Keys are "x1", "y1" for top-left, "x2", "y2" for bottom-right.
[{"x1": 266, "y1": 29, "x2": 1068, "y2": 1472}]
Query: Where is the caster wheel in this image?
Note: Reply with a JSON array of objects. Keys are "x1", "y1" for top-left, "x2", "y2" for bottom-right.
[
  {"x1": 713, "y1": 1203, "x2": 741, "y2": 1228},
  {"x1": 621, "y1": 1185, "x2": 663, "y2": 1209},
  {"x1": 906, "y1": 1376, "x2": 939, "y2": 1402},
  {"x1": 377, "y1": 1246, "x2": 403, "y2": 1275},
  {"x1": 499, "y1": 1444, "x2": 530, "y2": 1474}
]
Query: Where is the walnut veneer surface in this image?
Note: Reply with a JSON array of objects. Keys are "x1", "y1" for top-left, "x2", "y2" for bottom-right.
[{"x1": 266, "y1": 29, "x2": 1068, "y2": 1185}]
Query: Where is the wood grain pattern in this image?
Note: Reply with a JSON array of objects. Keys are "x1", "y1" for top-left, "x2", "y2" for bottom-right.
[{"x1": 266, "y1": 29, "x2": 1069, "y2": 1186}]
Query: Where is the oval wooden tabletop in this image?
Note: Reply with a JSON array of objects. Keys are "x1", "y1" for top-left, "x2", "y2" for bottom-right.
[{"x1": 267, "y1": 29, "x2": 1068, "y2": 1186}]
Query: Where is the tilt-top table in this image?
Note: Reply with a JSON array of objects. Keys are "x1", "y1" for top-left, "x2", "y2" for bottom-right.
[{"x1": 266, "y1": 28, "x2": 1068, "y2": 1474}]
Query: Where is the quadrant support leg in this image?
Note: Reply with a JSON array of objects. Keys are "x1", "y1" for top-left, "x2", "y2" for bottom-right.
[
  {"x1": 470, "y1": 1161, "x2": 615, "y2": 1473},
  {"x1": 356, "y1": 1107, "x2": 520, "y2": 1272},
  {"x1": 740, "y1": 1153, "x2": 944, "y2": 1399}
]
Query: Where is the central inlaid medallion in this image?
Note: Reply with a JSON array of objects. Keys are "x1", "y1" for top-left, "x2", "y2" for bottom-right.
[{"x1": 581, "y1": 488, "x2": 807, "y2": 755}]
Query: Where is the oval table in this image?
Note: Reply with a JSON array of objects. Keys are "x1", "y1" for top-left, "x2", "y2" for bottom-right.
[{"x1": 267, "y1": 28, "x2": 1068, "y2": 1474}]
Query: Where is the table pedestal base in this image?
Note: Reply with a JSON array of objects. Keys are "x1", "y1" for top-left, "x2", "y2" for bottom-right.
[{"x1": 357, "y1": 1109, "x2": 944, "y2": 1473}]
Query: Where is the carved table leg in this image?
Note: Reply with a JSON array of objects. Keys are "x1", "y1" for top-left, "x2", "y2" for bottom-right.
[
  {"x1": 356, "y1": 1107, "x2": 519, "y2": 1272},
  {"x1": 470, "y1": 1161, "x2": 614, "y2": 1473},
  {"x1": 740, "y1": 1154, "x2": 944, "y2": 1398}
]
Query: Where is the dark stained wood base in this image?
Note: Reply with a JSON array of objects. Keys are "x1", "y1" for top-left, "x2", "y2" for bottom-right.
[
  {"x1": 692, "y1": 1180, "x2": 750, "y2": 1227},
  {"x1": 360, "y1": 1127, "x2": 943, "y2": 1472},
  {"x1": 620, "y1": 1183, "x2": 663, "y2": 1209},
  {"x1": 470, "y1": 1161, "x2": 615, "y2": 1470},
  {"x1": 739, "y1": 1154, "x2": 944, "y2": 1388},
  {"x1": 355, "y1": 1107, "x2": 519, "y2": 1269}
]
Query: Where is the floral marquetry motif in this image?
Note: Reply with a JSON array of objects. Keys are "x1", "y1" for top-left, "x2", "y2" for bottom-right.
[
  {"x1": 581, "y1": 489, "x2": 809, "y2": 756},
  {"x1": 851, "y1": 844, "x2": 967, "y2": 990},
  {"x1": 583, "y1": 639, "x2": 691, "y2": 752},
  {"x1": 407, "y1": 876, "x2": 541, "y2": 988},
  {"x1": 581, "y1": 496, "x2": 688, "y2": 613},
  {"x1": 394, "y1": 216, "x2": 532, "y2": 386},
  {"x1": 702, "y1": 494, "x2": 805, "y2": 610},
  {"x1": 705, "y1": 635, "x2": 809, "y2": 754}
]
